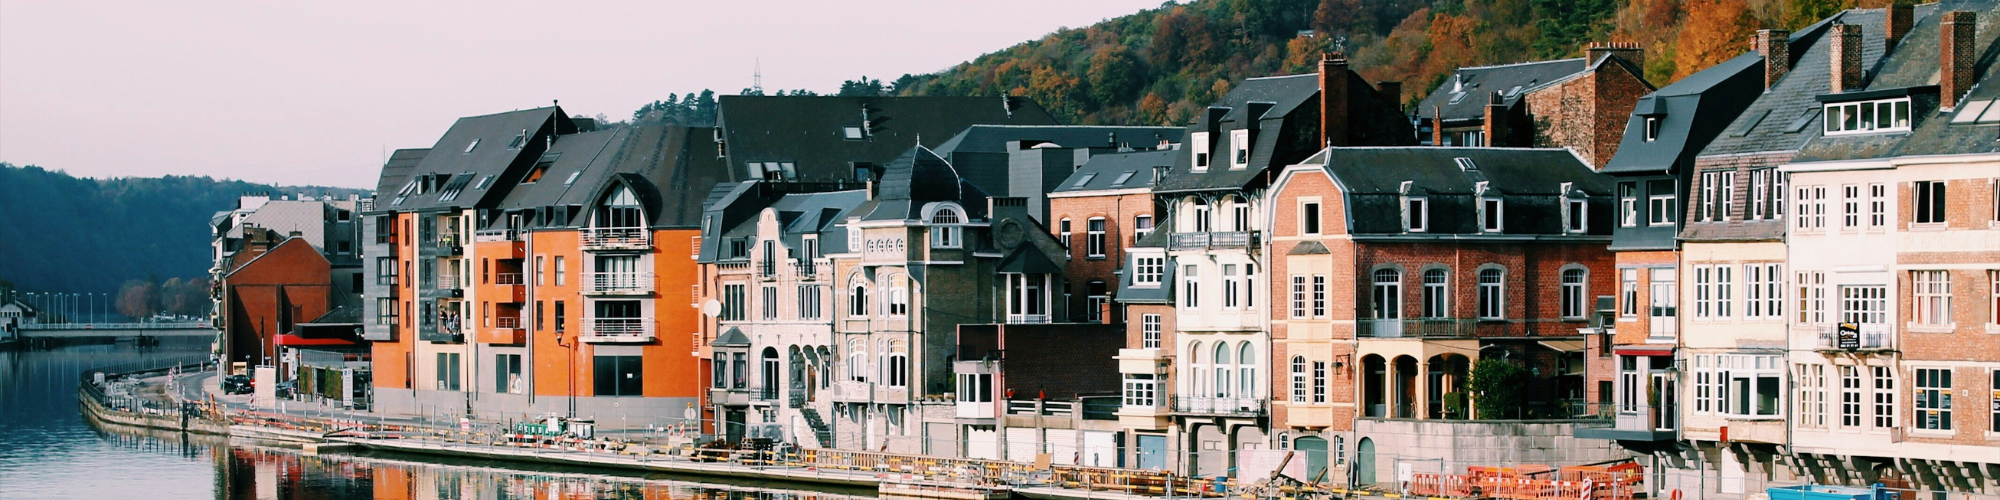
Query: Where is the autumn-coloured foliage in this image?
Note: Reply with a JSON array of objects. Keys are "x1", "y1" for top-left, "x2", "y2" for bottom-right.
[{"x1": 1674, "y1": 0, "x2": 1758, "y2": 80}]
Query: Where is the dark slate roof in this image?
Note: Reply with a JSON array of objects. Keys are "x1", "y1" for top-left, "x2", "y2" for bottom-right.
[
  {"x1": 374, "y1": 148, "x2": 430, "y2": 200},
  {"x1": 1700, "y1": 10, "x2": 1886, "y2": 158},
  {"x1": 489, "y1": 124, "x2": 733, "y2": 229},
  {"x1": 1115, "y1": 254, "x2": 1176, "y2": 304},
  {"x1": 701, "y1": 188, "x2": 869, "y2": 262},
  {"x1": 1794, "y1": 0, "x2": 2000, "y2": 162},
  {"x1": 1311, "y1": 147, "x2": 1614, "y2": 236},
  {"x1": 996, "y1": 244, "x2": 1063, "y2": 274},
  {"x1": 851, "y1": 147, "x2": 991, "y2": 223},
  {"x1": 1417, "y1": 59, "x2": 1590, "y2": 123},
  {"x1": 933, "y1": 125, "x2": 1185, "y2": 155},
  {"x1": 1053, "y1": 149, "x2": 1176, "y2": 194},
  {"x1": 1157, "y1": 69, "x2": 1414, "y2": 194},
  {"x1": 716, "y1": 96, "x2": 1059, "y2": 182},
  {"x1": 390, "y1": 107, "x2": 576, "y2": 211},
  {"x1": 712, "y1": 327, "x2": 750, "y2": 347},
  {"x1": 1602, "y1": 53, "x2": 1767, "y2": 174}
]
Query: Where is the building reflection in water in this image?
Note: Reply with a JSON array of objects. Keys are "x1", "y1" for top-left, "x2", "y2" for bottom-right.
[{"x1": 214, "y1": 445, "x2": 877, "y2": 500}]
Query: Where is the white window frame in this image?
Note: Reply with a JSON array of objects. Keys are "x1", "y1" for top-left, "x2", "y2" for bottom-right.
[
  {"x1": 1301, "y1": 200, "x2": 1322, "y2": 235},
  {"x1": 1567, "y1": 198, "x2": 1588, "y2": 233},
  {"x1": 1620, "y1": 268, "x2": 1639, "y2": 317},
  {"x1": 1312, "y1": 361, "x2": 1328, "y2": 403},
  {"x1": 1290, "y1": 356, "x2": 1308, "y2": 403},
  {"x1": 1619, "y1": 183, "x2": 1638, "y2": 227},
  {"x1": 1872, "y1": 365, "x2": 1896, "y2": 430},
  {"x1": 1058, "y1": 218, "x2": 1072, "y2": 259},
  {"x1": 1843, "y1": 184, "x2": 1862, "y2": 229},
  {"x1": 1913, "y1": 270, "x2": 1952, "y2": 326},
  {"x1": 1229, "y1": 129, "x2": 1250, "y2": 169},
  {"x1": 1422, "y1": 269, "x2": 1449, "y2": 319},
  {"x1": 1223, "y1": 264, "x2": 1242, "y2": 310},
  {"x1": 1406, "y1": 197, "x2": 1429, "y2": 233},
  {"x1": 1823, "y1": 97, "x2": 1913, "y2": 135},
  {"x1": 1133, "y1": 255, "x2": 1164, "y2": 287},
  {"x1": 1720, "y1": 354, "x2": 1784, "y2": 418},
  {"x1": 1477, "y1": 268, "x2": 1505, "y2": 320},
  {"x1": 1141, "y1": 314, "x2": 1161, "y2": 349},
  {"x1": 1700, "y1": 172, "x2": 1717, "y2": 222},
  {"x1": 1481, "y1": 198, "x2": 1503, "y2": 232},
  {"x1": 1560, "y1": 268, "x2": 1588, "y2": 319},
  {"x1": 1311, "y1": 275, "x2": 1328, "y2": 318},
  {"x1": 1124, "y1": 374, "x2": 1157, "y2": 407},
  {"x1": 1868, "y1": 183, "x2": 1887, "y2": 228},
  {"x1": 1720, "y1": 171, "x2": 1736, "y2": 222},
  {"x1": 1181, "y1": 265, "x2": 1200, "y2": 310},
  {"x1": 1840, "y1": 365, "x2": 1863, "y2": 428},
  {"x1": 1291, "y1": 275, "x2": 1308, "y2": 319},
  {"x1": 1915, "y1": 180, "x2": 1947, "y2": 225},
  {"x1": 1086, "y1": 217, "x2": 1106, "y2": 258},
  {"x1": 1190, "y1": 133, "x2": 1211, "y2": 171}
]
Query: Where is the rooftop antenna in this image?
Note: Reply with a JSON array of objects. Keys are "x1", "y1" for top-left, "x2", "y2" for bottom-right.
[{"x1": 753, "y1": 58, "x2": 764, "y2": 95}]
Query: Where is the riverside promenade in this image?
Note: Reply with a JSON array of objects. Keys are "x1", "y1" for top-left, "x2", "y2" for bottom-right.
[{"x1": 84, "y1": 364, "x2": 1420, "y2": 500}]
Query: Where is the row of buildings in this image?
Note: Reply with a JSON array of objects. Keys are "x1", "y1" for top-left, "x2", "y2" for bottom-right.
[{"x1": 207, "y1": 2, "x2": 1998, "y2": 497}]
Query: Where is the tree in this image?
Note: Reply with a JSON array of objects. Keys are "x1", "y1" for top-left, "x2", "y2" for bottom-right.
[
  {"x1": 1086, "y1": 46, "x2": 1145, "y2": 107},
  {"x1": 1313, "y1": 0, "x2": 1362, "y2": 35},
  {"x1": 1674, "y1": 0, "x2": 1756, "y2": 80},
  {"x1": 838, "y1": 77, "x2": 886, "y2": 97},
  {"x1": 1469, "y1": 358, "x2": 1530, "y2": 419},
  {"x1": 116, "y1": 279, "x2": 159, "y2": 320}
]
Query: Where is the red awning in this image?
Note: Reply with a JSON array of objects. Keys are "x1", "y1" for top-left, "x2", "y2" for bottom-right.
[
  {"x1": 274, "y1": 334, "x2": 357, "y2": 347},
  {"x1": 1614, "y1": 347, "x2": 1674, "y2": 357}
]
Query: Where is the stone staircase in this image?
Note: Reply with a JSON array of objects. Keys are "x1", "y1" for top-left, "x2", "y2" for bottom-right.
[{"x1": 799, "y1": 407, "x2": 835, "y2": 449}]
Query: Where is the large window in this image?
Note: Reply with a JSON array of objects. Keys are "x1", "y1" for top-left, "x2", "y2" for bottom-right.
[
  {"x1": 1915, "y1": 180, "x2": 1947, "y2": 225},
  {"x1": 1797, "y1": 271, "x2": 1827, "y2": 324},
  {"x1": 594, "y1": 355, "x2": 643, "y2": 396},
  {"x1": 1561, "y1": 268, "x2": 1588, "y2": 319},
  {"x1": 1311, "y1": 275, "x2": 1328, "y2": 318},
  {"x1": 496, "y1": 354, "x2": 523, "y2": 394},
  {"x1": 1422, "y1": 269, "x2": 1449, "y2": 318},
  {"x1": 1133, "y1": 215, "x2": 1154, "y2": 243},
  {"x1": 1914, "y1": 368, "x2": 1952, "y2": 431},
  {"x1": 1141, "y1": 314, "x2": 1162, "y2": 348},
  {"x1": 1648, "y1": 180, "x2": 1677, "y2": 226},
  {"x1": 435, "y1": 352, "x2": 461, "y2": 391},
  {"x1": 1181, "y1": 265, "x2": 1200, "y2": 309},
  {"x1": 884, "y1": 352, "x2": 908, "y2": 388},
  {"x1": 1873, "y1": 366, "x2": 1896, "y2": 429},
  {"x1": 1312, "y1": 361, "x2": 1328, "y2": 403},
  {"x1": 722, "y1": 283, "x2": 746, "y2": 321},
  {"x1": 1721, "y1": 354, "x2": 1782, "y2": 417},
  {"x1": 1224, "y1": 265, "x2": 1243, "y2": 309},
  {"x1": 1913, "y1": 270, "x2": 1952, "y2": 326},
  {"x1": 1824, "y1": 98, "x2": 1912, "y2": 135},
  {"x1": 1134, "y1": 256, "x2": 1164, "y2": 286},
  {"x1": 1477, "y1": 269, "x2": 1504, "y2": 319},
  {"x1": 1291, "y1": 356, "x2": 1308, "y2": 402},
  {"x1": 931, "y1": 207, "x2": 963, "y2": 248},
  {"x1": 1840, "y1": 365, "x2": 1863, "y2": 428},
  {"x1": 886, "y1": 284, "x2": 909, "y2": 316},
  {"x1": 1372, "y1": 269, "x2": 1402, "y2": 320},
  {"x1": 1086, "y1": 218, "x2": 1106, "y2": 258},
  {"x1": 1795, "y1": 363, "x2": 1825, "y2": 428},
  {"x1": 761, "y1": 286, "x2": 778, "y2": 320},
  {"x1": 1841, "y1": 285, "x2": 1887, "y2": 325},
  {"x1": 798, "y1": 285, "x2": 822, "y2": 320},
  {"x1": 1869, "y1": 183, "x2": 1887, "y2": 227},
  {"x1": 959, "y1": 373, "x2": 993, "y2": 403},
  {"x1": 1619, "y1": 183, "x2": 1637, "y2": 227},
  {"x1": 1123, "y1": 374, "x2": 1156, "y2": 406},
  {"x1": 1291, "y1": 275, "x2": 1308, "y2": 319},
  {"x1": 1620, "y1": 269, "x2": 1639, "y2": 317},
  {"x1": 1746, "y1": 264, "x2": 1779, "y2": 319},
  {"x1": 848, "y1": 281, "x2": 869, "y2": 317}
]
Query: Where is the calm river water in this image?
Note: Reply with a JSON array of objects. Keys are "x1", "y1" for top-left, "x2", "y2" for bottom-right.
[{"x1": 0, "y1": 337, "x2": 874, "y2": 500}]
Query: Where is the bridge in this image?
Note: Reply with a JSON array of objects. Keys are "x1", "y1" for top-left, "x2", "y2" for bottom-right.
[{"x1": 5, "y1": 323, "x2": 212, "y2": 348}]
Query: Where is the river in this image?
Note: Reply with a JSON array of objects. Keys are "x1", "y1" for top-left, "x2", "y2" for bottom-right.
[{"x1": 0, "y1": 338, "x2": 877, "y2": 500}]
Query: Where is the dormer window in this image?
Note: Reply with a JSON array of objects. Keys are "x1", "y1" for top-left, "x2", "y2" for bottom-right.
[
  {"x1": 1644, "y1": 116, "x2": 1662, "y2": 142},
  {"x1": 1229, "y1": 129, "x2": 1250, "y2": 169},
  {"x1": 1567, "y1": 198, "x2": 1588, "y2": 233},
  {"x1": 1405, "y1": 197, "x2": 1429, "y2": 233},
  {"x1": 463, "y1": 139, "x2": 480, "y2": 154},
  {"x1": 929, "y1": 205, "x2": 963, "y2": 249},
  {"x1": 1483, "y1": 198, "x2": 1503, "y2": 232},
  {"x1": 1191, "y1": 133, "x2": 1211, "y2": 171},
  {"x1": 1824, "y1": 98, "x2": 1912, "y2": 135}
]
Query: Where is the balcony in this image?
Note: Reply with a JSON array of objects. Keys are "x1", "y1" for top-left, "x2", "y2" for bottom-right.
[
  {"x1": 478, "y1": 317, "x2": 525, "y2": 344},
  {"x1": 757, "y1": 260, "x2": 779, "y2": 280},
  {"x1": 792, "y1": 260, "x2": 821, "y2": 281},
  {"x1": 435, "y1": 273, "x2": 462, "y2": 291},
  {"x1": 1575, "y1": 403, "x2": 1676, "y2": 441},
  {"x1": 1172, "y1": 396, "x2": 1266, "y2": 417},
  {"x1": 1168, "y1": 231, "x2": 1259, "y2": 251},
  {"x1": 584, "y1": 272, "x2": 654, "y2": 296},
  {"x1": 426, "y1": 235, "x2": 463, "y2": 255},
  {"x1": 473, "y1": 229, "x2": 518, "y2": 242},
  {"x1": 1814, "y1": 324, "x2": 1894, "y2": 352},
  {"x1": 829, "y1": 380, "x2": 872, "y2": 403},
  {"x1": 375, "y1": 275, "x2": 398, "y2": 286},
  {"x1": 580, "y1": 318, "x2": 654, "y2": 343},
  {"x1": 580, "y1": 227, "x2": 650, "y2": 251},
  {"x1": 1357, "y1": 319, "x2": 1525, "y2": 338},
  {"x1": 1005, "y1": 314, "x2": 1052, "y2": 324}
]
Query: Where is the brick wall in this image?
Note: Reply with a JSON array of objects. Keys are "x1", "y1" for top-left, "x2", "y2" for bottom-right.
[
  {"x1": 1522, "y1": 60, "x2": 1651, "y2": 169},
  {"x1": 1051, "y1": 191, "x2": 1155, "y2": 323}
]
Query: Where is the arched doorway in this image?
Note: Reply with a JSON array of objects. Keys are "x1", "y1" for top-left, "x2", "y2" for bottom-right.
[
  {"x1": 760, "y1": 347, "x2": 780, "y2": 400},
  {"x1": 1362, "y1": 355, "x2": 1386, "y2": 417},
  {"x1": 1393, "y1": 356, "x2": 1419, "y2": 418},
  {"x1": 1355, "y1": 437, "x2": 1376, "y2": 486},
  {"x1": 1294, "y1": 436, "x2": 1328, "y2": 480}
]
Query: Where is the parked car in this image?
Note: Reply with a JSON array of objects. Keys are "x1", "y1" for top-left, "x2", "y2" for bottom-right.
[{"x1": 221, "y1": 375, "x2": 253, "y2": 395}]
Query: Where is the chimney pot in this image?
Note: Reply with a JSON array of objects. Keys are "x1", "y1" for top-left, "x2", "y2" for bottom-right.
[
  {"x1": 1830, "y1": 24, "x2": 1864, "y2": 93},
  {"x1": 1755, "y1": 29, "x2": 1792, "y2": 90},
  {"x1": 1585, "y1": 43, "x2": 1645, "y2": 76},
  {"x1": 1942, "y1": 11, "x2": 1977, "y2": 109},
  {"x1": 1885, "y1": 4, "x2": 1913, "y2": 51},
  {"x1": 1482, "y1": 91, "x2": 1509, "y2": 147}
]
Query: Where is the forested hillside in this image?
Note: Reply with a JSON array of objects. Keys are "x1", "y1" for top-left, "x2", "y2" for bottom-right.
[
  {"x1": 0, "y1": 164, "x2": 367, "y2": 296},
  {"x1": 881, "y1": 0, "x2": 1896, "y2": 125}
]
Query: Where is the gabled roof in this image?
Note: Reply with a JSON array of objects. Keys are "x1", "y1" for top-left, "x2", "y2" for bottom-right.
[
  {"x1": 712, "y1": 327, "x2": 750, "y2": 347},
  {"x1": 996, "y1": 244, "x2": 1063, "y2": 274},
  {"x1": 1053, "y1": 149, "x2": 1174, "y2": 194},
  {"x1": 233, "y1": 201, "x2": 334, "y2": 249},
  {"x1": 1158, "y1": 67, "x2": 1415, "y2": 194},
  {"x1": 390, "y1": 106, "x2": 574, "y2": 211},
  {"x1": 932, "y1": 125, "x2": 1184, "y2": 156},
  {"x1": 1701, "y1": 10, "x2": 1886, "y2": 158},
  {"x1": 373, "y1": 148, "x2": 430, "y2": 201},
  {"x1": 1417, "y1": 59, "x2": 1590, "y2": 123},
  {"x1": 1308, "y1": 147, "x2": 1613, "y2": 236},
  {"x1": 1602, "y1": 52, "x2": 1767, "y2": 174},
  {"x1": 1795, "y1": 0, "x2": 2000, "y2": 162},
  {"x1": 717, "y1": 96, "x2": 1059, "y2": 183}
]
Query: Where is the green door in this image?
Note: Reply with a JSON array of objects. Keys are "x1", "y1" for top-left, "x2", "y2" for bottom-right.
[
  {"x1": 1294, "y1": 436, "x2": 1328, "y2": 481},
  {"x1": 1356, "y1": 437, "x2": 1376, "y2": 486}
]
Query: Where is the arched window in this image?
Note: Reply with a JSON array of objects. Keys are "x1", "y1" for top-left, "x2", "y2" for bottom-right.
[
  {"x1": 1188, "y1": 341, "x2": 1205, "y2": 397},
  {"x1": 1238, "y1": 342, "x2": 1256, "y2": 398},
  {"x1": 849, "y1": 279, "x2": 870, "y2": 317},
  {"x1": 1422, "y1": 269, "x2": 1449, "y2": 318},
  {"x1": 1561, "y1": 268, "x2": 1588, "y2": 319},
  {"x1": 1291, "y1": 356, "x2": 1308, "y2": 402},
  {"x1": 595, "y1": 185, "x2": 643, "y2": 228},
  {"x1": 761, "y1": 347, "x2": 781, "y2": 399},
  {"x1": 846, "y1": 339, "x2": 866, "y2": 382},
  {"x1": 930, "y1": 206, "x2": 963, "y2": 249},
  {"x1": 1478, "y1": 268, "x2": 1506, "y2": 319},
  {"x1": 1372, "y1": 269, "x2": 1403, "y2": 320},
  {"x1": 1278, "y1": 432, "x2": 1292, "y2": 450},
  {"x1": 887, "y1": 283, "x2": 910, "y2": 317},
  {"x1": 886, "y1": 348, "x2": 909, "y2": 387},
  {"x1": 1214, "y1": 342, "x2": 1232, "y2": 398}
]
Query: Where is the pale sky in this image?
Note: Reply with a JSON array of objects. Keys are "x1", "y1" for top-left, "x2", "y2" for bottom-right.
[{"x1": 0, "y1": 1, "x2": 1169, "y2": 189}]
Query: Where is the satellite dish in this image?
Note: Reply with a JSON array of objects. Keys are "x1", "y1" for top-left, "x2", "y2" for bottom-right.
[{"x1": 702, "y1": 299, "x2": 722, "y2": 317}]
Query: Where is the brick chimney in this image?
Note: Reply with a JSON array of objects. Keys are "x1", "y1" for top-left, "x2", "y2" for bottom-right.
[
  {"x1": 1376, "y1": 81, "x2": 1403, "y2": 109},
  {"x1": 1830, "y1": 24, "x2": 1864, "y2": 93},
  {"x1": 1885, "y1": 4, "x2": 1913, "y2": 51},
  {"x1": 1943, "y1": 11, "x2": 1976, "y2": 109},
  {"x1": 1431, "y1": 106, "x2": 1445, "y2": 146},
  {"x1": 1482, "y1": 91, "x2": 1508, "y2": 147},
  {"x1": 1755, "y1": 29, "x2": 1791, "y2": 90},
  {"x1": 1586, "y1": 42, "x2": 1645, "y2": 75},
  {"x1": 1319, "y1": 54, "x2": 1350, "y2": 148}
]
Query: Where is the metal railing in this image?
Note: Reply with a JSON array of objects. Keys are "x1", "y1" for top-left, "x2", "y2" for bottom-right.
[
  {"x1": 580, "y1": 227, "x2": 650, "y2": 250},
  {"x1": 1005, "y1": 313, "x2": 1051, "y2": 324},
  {"x1": 581, "y1": 318, "x2": 654, "y2": 342},
  {"x1": 473, "y1": 228, "x2": 517, "y2": 242},
  {"x1": 1168, "y1": 231, "x2": 1258, "y2": 251},
  {"x1": 436, "y1": 273, "x2": 461, "y2": 290},
  {"x1": 494, "y1": 273, "x2": 523, "y2": 285},
  {"x1": 1357, "y1": 318, "x2": 1527, "y2": 338},
  {"x1": 494, "y1": 316, "x2": 521, "y2": 329},
  {"x1": 1172, "y1": 396, "x2": 1265, "y2": 416},
  {"x1": 1815, "y1": 324, "x2": 1894, "y2": 351},
  {"x1": 375, "y1": 274, "x2": 398, "y2": 286},
  {"x1": 585, "y1": 272, "x2": 654, "y2": 295}
]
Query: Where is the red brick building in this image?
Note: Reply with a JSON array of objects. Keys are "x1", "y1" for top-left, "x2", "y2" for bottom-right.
[
  {"x1": 1267, "y1": 147, "x2": 1616, "y2": 463},
  {"x1": 1416, "y1": 45, "x2": 1652, "y2": 169},
  {"x1": 1048, "y1": 148, "x2": 1174, "y2": 323},
  {"x1": 218, "y1": 235, "x2": 334, "y2": 370}
]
